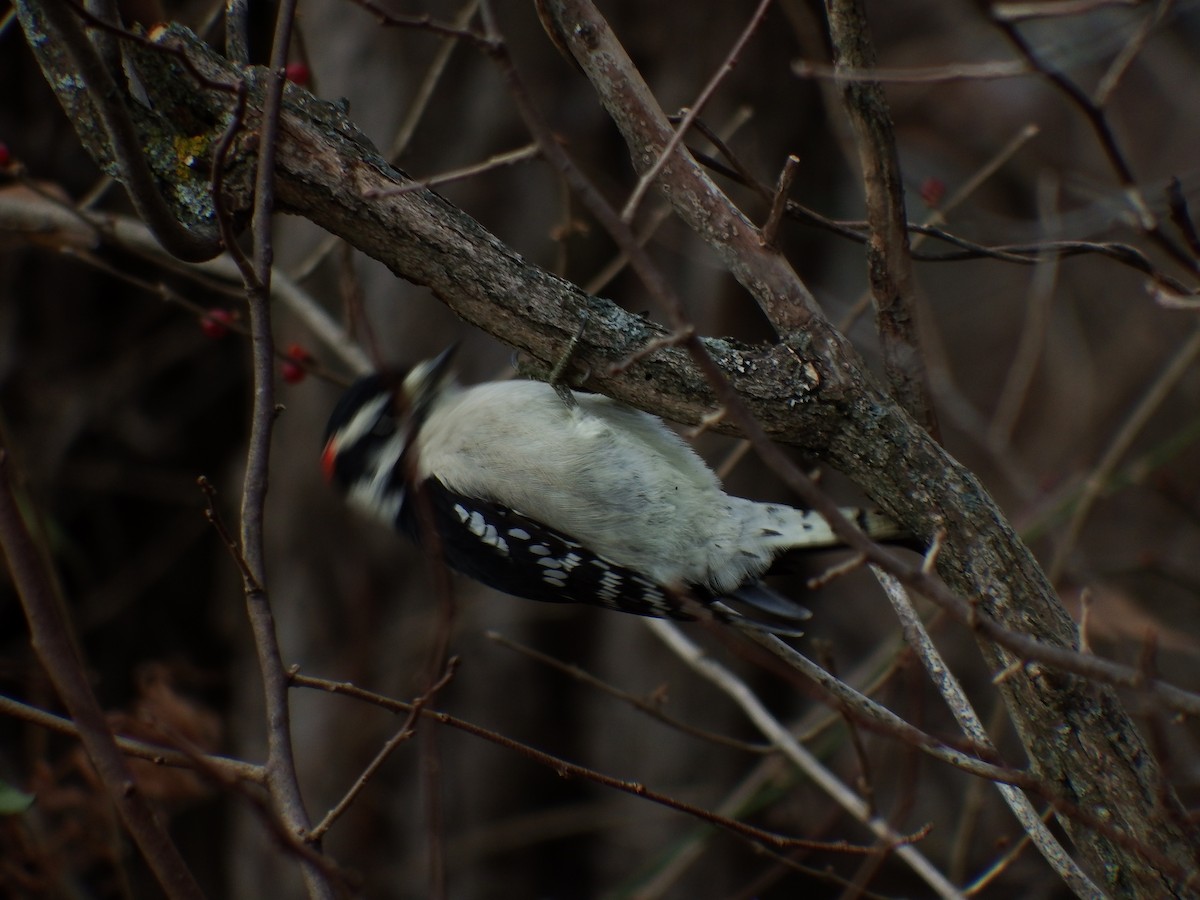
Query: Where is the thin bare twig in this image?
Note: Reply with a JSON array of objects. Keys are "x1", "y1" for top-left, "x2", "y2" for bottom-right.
[
  {"x1": 618, "y1": 0, "x2": 773, "y2": 224},
  {"x1": 760, "y1": 154, "x2": 800, "y2": 248},
  {"x1": 647, "y1": 620, "x2": 963, "y2": 900},
  {"x1": 1166, "y1": 176, "x2": 1200, "y2": 258},
  {"x1": 0, "y1": 692, "x2": 264, "y2": 784},
  {"x1": 987, "y1": 173, "x2": 1061, "y2": 450},
  {"x1": 307, "y1": 658, "x2": 461, "y2": 842},
  {"x1": 814, "y1": 642, "x2": 877, "y2": 817},
  {"x1": 1093, "y1": 0, "x2": 1169, "y2": 106},
  {"x1": 873, "y1": 570, "x2": 1104, "y2": 899},
  {"x1": 963, "y1": 808, "x2": 1054, "y2": 894},
  {"x1": 748, "y1": 626, "x2": 1197, "y2": 888},
  {"x1": 288, "y1": 0, "x2": 484, "y2": 285},
  {"x1": 229, "y1": 2, "x2": 330, "y2": 897},
  {"x1": 1049, "y1": 325, "x2": 1200, "y2": 583},
  {"x1": 805, "y1": 552, "x2": 868, "y2": 590},
  {"x1": 989, "y1": 11, "x2": 1199, "y2": 274},
  {"x1": 390, "y1": 0, "x2": 481, "y2": 159},
  {"x1": 346, "y1": 0, "x2": 493, "y2": 48},
  {"x1": 826, "y1": 0, "x2": 936, "y2": 432},
  {"x1": 364, "y1": 143, "x2": 540, "y2": 199},
  {"x1": 197, "y1": 477, "x2": 262, "y2": 591},
  {"x1": 289, "y1": 671, "x2": 889, "y2": 855},
  {"x1": 993, "y1": 0, "x2": 1142, "y2": 19},
  {"x1": 792, "y1": 57, "x2": 1029, "y2": 83},
  {"x1": 487, "y1": 631, "x2": 773, "y2": 754},
  {"x1": 685, "y1": 119, "x2": 1189, "y2": 294}
]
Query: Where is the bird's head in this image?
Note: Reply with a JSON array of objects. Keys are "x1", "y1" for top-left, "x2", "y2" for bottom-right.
[{"x1": 320, "y1": 344, "x2": 458, "y2": 494}]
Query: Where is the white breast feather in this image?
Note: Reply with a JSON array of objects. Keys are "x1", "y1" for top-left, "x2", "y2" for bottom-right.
[{"x1": 414, "y1": 380, "x2": 787, "y2": 590}]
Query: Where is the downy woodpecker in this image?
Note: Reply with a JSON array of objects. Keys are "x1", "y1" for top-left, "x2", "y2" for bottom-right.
[{"x1": 321, "y1": 347, "x2": 903, "y2": 633}]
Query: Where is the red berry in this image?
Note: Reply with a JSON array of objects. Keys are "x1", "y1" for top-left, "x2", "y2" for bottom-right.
[
  {"x1": 281, "y1": 344, "x2": 313, "y2": 384},
  {"x1": 200, "y1": 308, "x2": 235, "y2": 339},
  {"x1": 284, "y1": 62, "x2": 311, "y2": 86},
  {"x1": 919, "y1": 176, "x2": 945, "y2": 209}
]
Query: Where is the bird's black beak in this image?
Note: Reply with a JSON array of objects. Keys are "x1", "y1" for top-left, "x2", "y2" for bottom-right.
[{"x1": 427, "y1": 343, "x2": 458, "y2": 383}]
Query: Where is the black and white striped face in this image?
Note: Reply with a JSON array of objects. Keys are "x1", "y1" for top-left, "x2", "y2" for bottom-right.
[
  {"x1": 321, "y1": 372, "x2": 409, "y2": 526},
  {"x1": 320, "y1": 347, "x2": 458, "y2": 527}
]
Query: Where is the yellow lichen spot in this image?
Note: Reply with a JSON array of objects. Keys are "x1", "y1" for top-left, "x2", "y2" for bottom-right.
[{"x1": 173, "y1": 135, "x2": 210, "y2": 178}]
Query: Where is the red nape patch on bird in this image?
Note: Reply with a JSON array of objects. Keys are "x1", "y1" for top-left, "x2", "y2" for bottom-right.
[{"x1": 320, "y1": 441, "x2": 337, "y2": 482}]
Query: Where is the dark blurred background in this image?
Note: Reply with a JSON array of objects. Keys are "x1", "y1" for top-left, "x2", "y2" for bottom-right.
[{"x1": 2, "y1": 1, "x2": 1199, "y2": 897}]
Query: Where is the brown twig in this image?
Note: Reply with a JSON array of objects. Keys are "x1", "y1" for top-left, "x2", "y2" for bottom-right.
[
  {"x1": 1166, "y1": 176, "x2": 1200, "y2": 258},
  {"x1": 289, "y1": 671, "x2": 909, "y2": 856},
  {"x1": 805, "y1": 552, "x2": 867, "y2": 590},
  {"x1": 748, "y1": 625, "x2": 1196, "y2": 889},
  {"x1": 873, "y1": 570, "x2": 1101, "y2": 896},
  {"x1": 364, "y1": 143, "x2": 540, "y2": 199},
  {"x1": 648, "y1": 621, "x2": 960, "y2": 897},
  {"x1": 0, "y1": 692, "x2": 264, "y2": 784},
  {"x1": 486, "y1": 632, "x2": 773, "y2": 754},
  {"x1": 197, "y1": 477, "x2": 262, "y2": 592},
  {"x1": 989, "y1": 11, "x2": 1199, "y2": 274},
  {"x1": 307, "y1": 658, "x2": 461, "y2": 842},
  {"x1": 618, "y1": 0, "x2": 774, "y2": 224},
  {"x1": 993, "y1": 0, "x2": 1142, "y2": 19},
  {"x1": 1093, "y1": 0, "x2": 1169, "y2": 106},
  {"x1": 345, "y1": 0, "x2": 493, "y2": 48},
  {"x1": 815, "y1": 643, "x2": 877, "y2": 816},
  {"x1": 987, "y1": 174, "x2": 1061, "y2": 451},
  {"x1": 759, "y1": 154, "x2": 800, "y2": 248},
  {"x1": 792, "y1": 57, "x2": 1029, "y2": 83},
  {"x1": 826, "y1": 0, "x2": 937, "y2": 433},
  {"x1": 683, "y1": 124, "x2": 1191, "y2": 294},
  {"x1": 230, "y1": 2, "x2": 330, "y2": 898},
  {"x1": 1048, "y1": 325, "x2": 1200, "y2": 583}
]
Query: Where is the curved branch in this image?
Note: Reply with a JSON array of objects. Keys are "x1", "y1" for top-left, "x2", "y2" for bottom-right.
[{"x1": 16, "y1": 1, "x2": 223, "y2": 261}]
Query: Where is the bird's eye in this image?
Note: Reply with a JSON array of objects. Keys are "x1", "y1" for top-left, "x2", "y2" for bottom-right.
[{"x1": 369, "y1": 417, "x2": 395, "y2": 439}]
